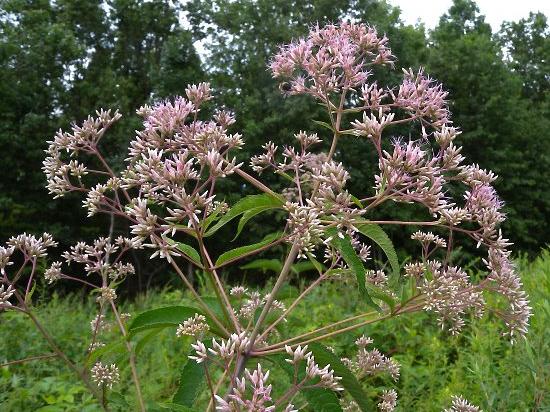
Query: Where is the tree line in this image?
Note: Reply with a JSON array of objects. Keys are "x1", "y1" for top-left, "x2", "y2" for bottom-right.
[{"x1": 1, "y1": 0, "x2": 548, "y2": 279}]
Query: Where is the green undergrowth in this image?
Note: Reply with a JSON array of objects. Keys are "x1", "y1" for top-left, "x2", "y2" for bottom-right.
[{"x1": 1, "y1": 251, "x2": 549, "y2": 411}]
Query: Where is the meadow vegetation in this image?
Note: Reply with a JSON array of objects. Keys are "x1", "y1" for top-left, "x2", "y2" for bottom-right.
[{"x1": 1, "y1": 252, "x2": 548, "y2": 411}]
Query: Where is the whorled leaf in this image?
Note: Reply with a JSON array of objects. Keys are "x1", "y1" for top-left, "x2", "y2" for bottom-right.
[
  {"x1": 204, "y1": 193, "x2": 283, "y2": 237},
  {"x1": 355, "y1": 221, "x2": 400, "y2": 286},
  {"x1": 327, "y1": 227, "x2": 381, "y2": 312},
  {"x1": 215, "y1": 232, "x2": 282, "y2": 267},
  {"x1": 172, "y1": 356, "x2": 205, "y2": 408}
]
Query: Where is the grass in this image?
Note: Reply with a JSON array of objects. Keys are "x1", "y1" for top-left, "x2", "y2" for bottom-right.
[{"x1": 1, "y1": 251, "x2": 549, "y2": 411}]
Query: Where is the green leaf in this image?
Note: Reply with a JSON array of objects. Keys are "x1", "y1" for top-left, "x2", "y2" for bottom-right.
[
  {"x1": 291, "y1": 260, "x2": 319, "y2": 275},
  {"x1": 155, "y1": 403, "x2": 197, "y2": 412},
  {"x1": 175, "y1": 242, "x2": 202, "y2": 266},
  {"x1": 108, "y1": 392, "x2": 130, "y2": 409},
  {"x1": 164, "y1": 238, "x2": 202, "y2": 266},
  {"x1": 240, "y1": 258, "x2": 283, "y2": 274},
  {"x1": 312, "y1": 119, "x2": 336, "y2": 133},
  {"x1": 309, "y1": 343, "x2": 375, "y2": 411},
  {"x1": 365, "y1": 283, "x2": 396, "y2": 313},
  {"x1": 400, "y1": 276, "x2": 415, "y2": 305},
  {"x1": 193, "y1": 296, "x2": 229, "y2": 331},
  {"x1": 85, "y1": 339, "x2": 126, "y2": 367},
  {"x1": 327, "y1": 227, "x2": 381, "y2": 312},
  {"x1": 129, "y1": 306, "x2": 214, "y2": 336},
  {"x1": 202, "y1": 201, "x2": 229, "y2": 232},
  {"x1": 356, "y1": 222, "x2": 400, "y2": 286},
  {"x1": 350, "y1": 195, "x2": 364, "y2": 208},
  {"x1": 233, "y1": 205, "x2": 280, "y2": 240},
  {"x1": 306, "y1": 252, "x2": 326, "y2": 274},
  {"x1": 305, "y1": 388, "x2": 343, "y2": 412},
  {"x1": 204, "y1": 194, "x2": 283, "y2": 237},
  {"x1": 172, "y1": 358, "x2": 205, "y2": 407},
  {"x1": 215, "y1": 232, "x2": 282, "y2": 267},
  {"x1": 276, "y1": 284, "x2": 299, "y2": 300},
  {"x1": 135, "y1": 328, "x2": 165, "y2": 356}
]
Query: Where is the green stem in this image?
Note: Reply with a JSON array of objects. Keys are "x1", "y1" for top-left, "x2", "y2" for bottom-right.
[{"x1": 110, "y1": 302, "x2": 146, "y2": 412}]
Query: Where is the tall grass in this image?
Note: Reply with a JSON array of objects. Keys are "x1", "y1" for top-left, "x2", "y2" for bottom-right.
[{"x1": 1, "y1": 252, "x2": 549, "y2": 411}]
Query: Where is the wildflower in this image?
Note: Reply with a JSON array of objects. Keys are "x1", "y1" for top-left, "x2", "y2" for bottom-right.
[
  {"x1": 421, "y1": 266, "x2": 485, "y2": 335},
  {"x1": 96, "y1": 287, "x2": 117, "y2": 303},
  {"x1": 270, "y1": 22, "x2": 393, "y2": 98},
  {"x1": 91, "y1": 362, "x2": 120, "y2": 388},
  {"x1": 88, "y1": 342, "x2": 106, "y2": 352},
  {"x1": 285, "y1": 345, "x2": 311, "y2": 364},
  {"x1": 0, "y1": 246, "x2": 15, "y2": 274},
  {"x1": 8, "y1": 233, "x2": 57, "y2": 258},
  {"x1": 176, "y1": 313, "x2": 209, "y2": 338},
  {"x1": 229, "y1": 286, "x2": 248, "y2": 297},
  {"x1": 0, "y1": 284, "x2": 15, "y2": 307},
  {"x1": 108, "y1": 262, "x2": 135, "y2": 281},
  {"x1": 348, "y1": 336, "x2": 400, "y2": 381},
  {"x1": 391, "y1": 68, "x2": 449, "y2": 127},
  {"x1": 411, "y1": 231, "x2": 447, "y2": 249},
  {"x1": 355, "y1": 335, "x2": 374, "y2": 348},
  {"x1": 44, "y1": 261, "x2": 62, "y2": 284},
  {"x1": 189, "y1": 340, "x2": 208, "y2": 363},
  {"x1": 216, "y1": 364, "x2": 275, "y2": 411},
  {"x1": 185, "y1": 82, "x2": 212, "y2": 106},
  {"x1": 366, "y1": 270, "x2": 388, "y2": 286},
  {"x1": 444, "y1": 396, "x2": 482, "y2": 412},
  {"x1": 378, "y1": 389, "x2": 398, "y2": 412},
  {"x1": 120, "y1": 313, "x2": 132, "y2": 323},
  {"x1": 342, "y1": 400, "x2": 361, "y2": 412},
  {"x1": 90, "y1": 314, "x2": 110, "y2": 333},
  {"x1": 305, "y1": 355, "x2": 343, "y2": 391}
]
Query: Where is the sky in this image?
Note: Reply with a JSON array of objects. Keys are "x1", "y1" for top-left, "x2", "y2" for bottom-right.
[{"x1": 388, "y1": 0, "x2": 550, "y2": 31}]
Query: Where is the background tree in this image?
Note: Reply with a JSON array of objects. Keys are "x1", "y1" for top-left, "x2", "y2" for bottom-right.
[
  {"x1": 0, "y1": 0, "x2": 203, "y2": 244},
  {"x1": 1, "y1": 0, "x2": 548, "y2": 283},
  {"x1": 427, "y1": 0, "x2": 550, "y2": 253}
]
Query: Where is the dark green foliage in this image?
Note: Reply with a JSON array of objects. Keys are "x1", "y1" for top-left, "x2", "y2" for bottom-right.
[
  {"x1": 0, "y1": 0, "x2": 203, "y2": 248},
  {"x1": 0, "y1": 0, "x2": 548, "y2": 270},
  {"x1": 172, "y1": 357, "x2": 205, "y2": 408},
  {"x1": 426, "y1": 0, "x2": 550, "y2": 254}
]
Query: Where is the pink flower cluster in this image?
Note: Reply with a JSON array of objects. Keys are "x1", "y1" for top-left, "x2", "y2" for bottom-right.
[
  {"x1": 270, "y1": 22, "x2": 393, "y2": 96},
  {"x1": 267, "y1": 21, "x2": 531, "y2": 342}
]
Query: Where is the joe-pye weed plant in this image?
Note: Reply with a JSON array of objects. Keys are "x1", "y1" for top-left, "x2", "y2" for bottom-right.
[{"x1": 0, "y1": 22, "x2": 532, "y2": 411}]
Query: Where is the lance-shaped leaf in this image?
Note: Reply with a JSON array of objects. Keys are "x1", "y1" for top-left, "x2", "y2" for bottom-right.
[
  {"x1": 164, "y1": 238, "x2": 202, "y2": 267},
  {"x1": 172, "y1": 357, "x2": 205, "y2": 408},
  {"x1": 85, "y1": 338, "x2": 126, "y2": 367},
  {"x1": 291, "y1": 260, "x2": 320, "y2": 275},
  {"x1": 204, "y1": 194, "x2": 283, "y2": 237},
  {"x1": 327, "y1": 227, "x2": 381, "y2": 312},
  {"x1": 175, "y1": 242, "x2": 202, "y2": 266},
  {"x1": 356, "y1": 222, "x2": 400, "y2": 287},
  {"x1": 215, "y1": 232, "x2": 283, "y2": 267},
  {"x1": 312, "y1": 119, "x2": 336, "y2": 133},
  {"x1": 233, "y1": 205, "x2": 281, "y2": 240},
  {"x1": 240, "y1": 258, "x2": 283, "y2": 274},
  {"x1": 129, "y1": 306, "x2": 221, "y2": 336},
  {"x1": 309, "y1": 343, "x2": 376, "y2": 411}
]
